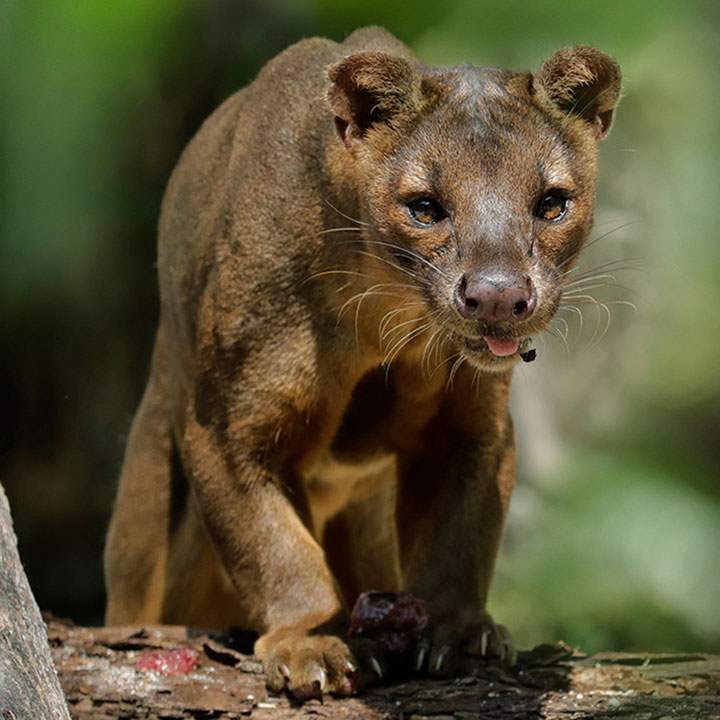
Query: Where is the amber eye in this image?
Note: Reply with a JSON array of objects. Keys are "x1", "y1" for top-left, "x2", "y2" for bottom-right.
[
  {"x1": 408, "y1": 197, "x2": 445, "y2": 225},
  {"x1": 535, "y1": 192, "x2": 568, "y2": 221}
]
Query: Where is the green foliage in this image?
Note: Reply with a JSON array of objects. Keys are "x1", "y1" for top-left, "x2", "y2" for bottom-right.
[
  {"x1": 491, "y1": 447, "x2": 720, "y2": 653},
  {"x1": 1, "y1": 0, "x2": 190, "y2": 307}
]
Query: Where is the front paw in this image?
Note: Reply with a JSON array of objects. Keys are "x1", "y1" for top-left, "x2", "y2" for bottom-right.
[
  {"x1": 414, "y1": 612, "x2": 516, "y2": 677},
  {"x1": 255, "y1": 631, "x2": 357, "y2": 701}
]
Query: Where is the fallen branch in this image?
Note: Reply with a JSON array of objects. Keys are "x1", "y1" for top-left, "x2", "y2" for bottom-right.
[{"x1": 49, "y1": 619, "x2": 720, "y2": 719}]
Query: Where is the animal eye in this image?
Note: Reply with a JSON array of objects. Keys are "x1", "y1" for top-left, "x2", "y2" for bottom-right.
[
  {"x1": 535, "y1": 192, "x2": 568, "y2": 221},
  {"x1": 408, "y1": 197, "x2": 445, "y2": 225}
]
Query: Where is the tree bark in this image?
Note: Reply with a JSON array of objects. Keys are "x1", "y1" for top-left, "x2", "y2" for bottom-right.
[
  {"x1": 49, "y1": 619, "x2": 720, "y2": 720},
  {"x1": 0, "y1": 483, "x2": 71, "y2": 720}
]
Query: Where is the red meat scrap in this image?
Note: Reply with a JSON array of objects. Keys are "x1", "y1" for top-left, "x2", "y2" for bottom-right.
[
  {"x1": 137, "y1": 648, "x2": 201, "y2": 675},
  {"x1": 349, "y1": 591, "x2": 429, "y2": 655}
]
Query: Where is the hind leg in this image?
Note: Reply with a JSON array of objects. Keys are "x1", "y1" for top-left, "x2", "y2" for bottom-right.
[
  {"x1": 105, "y1": 328, "x2": 249, "y2": 628},
  {"x1": 104, "y1": 332, "x2": 174, "y2": 624},
  {"x1": 160, "y1": 489, "x2": 254, "y2": 628}
]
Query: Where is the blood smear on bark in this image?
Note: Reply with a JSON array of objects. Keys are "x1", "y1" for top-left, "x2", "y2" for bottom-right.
[{"x1": 137, "y1": 648, "x2": 200, "y2": 675}]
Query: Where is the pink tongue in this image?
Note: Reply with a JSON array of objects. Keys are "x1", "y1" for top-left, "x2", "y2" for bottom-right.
[{"x1": 484, "y1": 336, "x2": 520, "y2": 357}]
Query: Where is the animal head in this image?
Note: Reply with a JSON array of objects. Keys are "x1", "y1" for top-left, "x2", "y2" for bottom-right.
[{"x1": 327, "y1": 46, "x2": 621, "y2": 372}]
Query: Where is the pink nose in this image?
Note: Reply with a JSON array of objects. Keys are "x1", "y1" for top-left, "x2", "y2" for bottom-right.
[{"x1": 455, "y1": 273, "x2": 536, "y2": 323}]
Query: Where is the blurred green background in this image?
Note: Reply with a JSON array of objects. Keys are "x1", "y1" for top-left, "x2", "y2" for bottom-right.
[{"x1": 1, "y1": 0, "x2": 718, "y2": 654}]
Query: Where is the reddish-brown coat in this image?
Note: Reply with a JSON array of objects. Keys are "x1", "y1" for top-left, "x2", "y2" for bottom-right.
[{"x1": 105, "y1": 26, "x2": 620, "y2": 699}]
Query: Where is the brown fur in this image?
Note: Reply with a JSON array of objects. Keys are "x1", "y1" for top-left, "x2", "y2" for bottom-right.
[{"x1": 105, "y1": 27, "x2": 620, "y2": 697}]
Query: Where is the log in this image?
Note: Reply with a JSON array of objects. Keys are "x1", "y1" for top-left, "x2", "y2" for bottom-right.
[
  {"x1": 49, "y1": 619, "x2": 720, "y2": 719},
  {"x1": 0, "y1": 484, "x2": 71, "y2": 719}
]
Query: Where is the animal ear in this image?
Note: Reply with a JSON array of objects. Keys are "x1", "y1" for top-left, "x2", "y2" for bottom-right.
[
  {"x1": 533, "y1": 46, "x2": 621, "y2": 139},
  {"x1": 327, "y1": 52, "x2": 421, "y2": 150}
]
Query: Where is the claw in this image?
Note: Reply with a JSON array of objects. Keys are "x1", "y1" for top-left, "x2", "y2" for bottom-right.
[
  {"x1": 369, "y1": 656, "x2": 383, "y2": 679},
  {"x1": 433, "y1": 645, "x2": 449, "y2": 673},
  {"x1": 481, "y1": 630, "x2": 490, "y2": 657},
  {"x1": 279, "y1": 662, "x2": 291, "y2": 680},
  {"x1": 414, "y1": 644, "x2": 426, "y2": 672}
]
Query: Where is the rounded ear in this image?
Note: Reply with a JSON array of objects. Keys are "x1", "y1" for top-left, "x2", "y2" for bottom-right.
[
  {"x1": 533, "y1": 46, "x2": 621, "y2": 139},
  {"x1": 327, "y1": 52, "x2": 421, "y2": 150}
]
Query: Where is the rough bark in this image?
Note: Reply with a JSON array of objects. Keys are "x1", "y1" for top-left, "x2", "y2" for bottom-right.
[
  {"x1": 0, "y1": 483, "x2": 71, "y2": 720},
  {"x1": 49, "y1": 619, "x2": 720, "y2": 720}
]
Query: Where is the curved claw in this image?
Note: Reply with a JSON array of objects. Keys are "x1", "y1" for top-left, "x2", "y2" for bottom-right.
[
  {"x1": 481, "y1": 629, "x2": 490, "y2": 657},
  {"x1": 369, "y1": 656, "x2": 384, "y2": 679},
  {"x1": 414, "y1": 642, "x2": 427, "y2": 672},
  {"x1": 433, "y1": 645, "x2": 449, "y2": 673}
]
